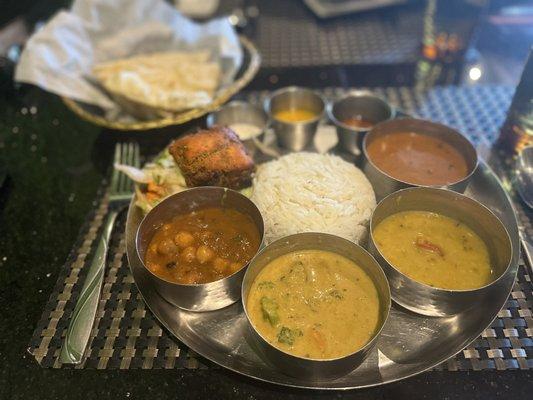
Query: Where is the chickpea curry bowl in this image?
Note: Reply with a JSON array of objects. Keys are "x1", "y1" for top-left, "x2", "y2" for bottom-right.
[{"x1": 136, "y1": 186, "x2": 264, "y2": 312}]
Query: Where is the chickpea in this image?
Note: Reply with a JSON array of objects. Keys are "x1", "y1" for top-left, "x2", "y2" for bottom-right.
[
  {"x1": 229, "y1": 262, "x2": 242, "y2": 273},
  {"x1": 196, "y1": 245, "x2": 215, "y2": 264},
  {"x1": 212, "y1": 257, "x2": 229, "y2": 273},
  {"x1": 174, "y1": 231, "x2": 195, "y2": 248},
  {"x1": 180, "y1": 246, "x2": 196, "y2": 263},
  {"x1": 157, "y1": 239, "x2": 178, "y2": 255}
]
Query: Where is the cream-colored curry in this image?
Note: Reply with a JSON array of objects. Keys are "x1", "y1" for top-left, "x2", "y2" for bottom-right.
[
  {"x1": 373, "y1": 211, "x2": 494, "y2": 290},
  {"x1": 247, "y1": 250, "x2": 381, "y2": 359}
]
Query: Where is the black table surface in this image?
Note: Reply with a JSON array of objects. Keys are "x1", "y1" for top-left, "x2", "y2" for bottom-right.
[{"x1": 1, "y1": 75, "x2": 532, "y2": 400}]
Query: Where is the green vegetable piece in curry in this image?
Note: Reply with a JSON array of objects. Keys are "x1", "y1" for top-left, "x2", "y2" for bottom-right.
[
  {"x1": 257, "y1": 281, "x2": 275, "y2": 290},
  {"x1": 260, "y1": 296, "x2": 279, "y2": 326},
  {"x1": 277, "y1": 326, "x2": 303, "y2": 346}
]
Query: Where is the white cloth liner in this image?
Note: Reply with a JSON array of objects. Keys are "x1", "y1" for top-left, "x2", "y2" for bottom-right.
[{"x1": 15, "y1": 0, "x2": 242, "y2": 119}]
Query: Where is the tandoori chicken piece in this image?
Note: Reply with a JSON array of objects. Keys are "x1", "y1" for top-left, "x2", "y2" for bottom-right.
[{"x1": 169, "y1": 126, "x2": 255, "y2": 189}]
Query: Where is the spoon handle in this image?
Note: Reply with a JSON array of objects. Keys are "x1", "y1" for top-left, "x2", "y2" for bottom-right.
[{"x1": 59, "y1": 209, "x2": 119, "y2": 364}]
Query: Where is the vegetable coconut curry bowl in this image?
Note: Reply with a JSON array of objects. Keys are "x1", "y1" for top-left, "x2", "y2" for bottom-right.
[
  {"x1": 242, "y1": 233, "x2": 391, "y2": 379},
  {"x1": 136, "y1": 186, "x2": 264, "y2": 312},
  {"x1": 368, "y1": 187, "x2": 513, "y2": 317},
  {"x1": 362, "y1": 118, "x2": 478, "y2": 200}
]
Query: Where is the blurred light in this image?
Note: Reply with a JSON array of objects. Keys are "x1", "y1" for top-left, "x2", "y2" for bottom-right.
[
  {"x1": 227, "y1": 14, "x2": 239, "y2": 26},
  {"x1": 468, "y1": 66, "x2": 482, "y2": 81},
  {"x1": 7, "y1": 45, "x2": 20, "y2": 63}
]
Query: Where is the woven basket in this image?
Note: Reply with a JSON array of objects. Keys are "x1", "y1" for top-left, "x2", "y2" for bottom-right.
[{"x1": 61, "y1": 36, "x2": 261, "y2": 131}]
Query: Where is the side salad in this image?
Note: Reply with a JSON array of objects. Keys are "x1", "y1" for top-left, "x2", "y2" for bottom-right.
[{"x1": 115, "y1": 148, "x2": 252, "y2": 213}]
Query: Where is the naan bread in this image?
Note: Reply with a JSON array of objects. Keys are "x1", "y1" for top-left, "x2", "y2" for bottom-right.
[{"x1": 93, "y1": 51, "x2": 221, "y2": 112}]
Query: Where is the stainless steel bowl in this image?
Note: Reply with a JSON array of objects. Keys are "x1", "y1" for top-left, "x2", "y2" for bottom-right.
[
  {"x1": 136, "y1": 187, "x2": 264, "y2": 312},
  {"x1": 265, "y1": 86, "x2": 325, "y2": 151},
  {"x1": 242, "y1": 232, "x2": 391, "y2": 380},
  {"x1": 368, "y1": 187, "x2": 513, "y2": 317},
  {"x1": 362, "y1": 118, "x2": 478, "y2": 200},
  {"x1": 327, "y1": 91, "x2": 394, "y2": 154},
  {"x1": 206, "y1": 100, "x2": 268, "y2": 145}
]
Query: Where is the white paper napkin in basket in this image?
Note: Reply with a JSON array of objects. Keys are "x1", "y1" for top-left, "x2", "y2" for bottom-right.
[{"x1": 15, "y1": 0, "x2": 242, "y2": 121}]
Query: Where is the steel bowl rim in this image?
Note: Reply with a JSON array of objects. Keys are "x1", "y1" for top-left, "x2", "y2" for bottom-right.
[
  {"x1": 241, "y1": 231, "x2": 392, "y2": 363},
  {"x1": 362, "y1": 118, "x2": 480, "y2": 188},
  {"x1": 369, "y1": 186, "x2": 514, "y2": 294},
  {"x1": 264, "y1": 86, "x2": 326, "y2": 125},
  {"x1": 326, "y1": 90, "x2": 395, "y2": 133},
  {"x1": 135, "y1": 186, "x2": 265, "y2": 288},
  {"x1": 206, "y1": 100, "x2": 269, "y2": 135}
]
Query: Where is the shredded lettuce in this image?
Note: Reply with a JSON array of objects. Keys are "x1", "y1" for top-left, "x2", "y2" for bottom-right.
[
  {"x1": 126, "y1": 148, "x2": 188, "y2": 213},
  {"x1": 116, "y1": 146, "x2": 252, "y2": 214},
  {"x1": 113, "y1": 163, "x2": 151, "y2": 183}
]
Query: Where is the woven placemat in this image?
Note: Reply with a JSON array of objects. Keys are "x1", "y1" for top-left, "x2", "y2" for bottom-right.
[{"x1": 28, "y1": 85, "x2": 532, "y2": 370}]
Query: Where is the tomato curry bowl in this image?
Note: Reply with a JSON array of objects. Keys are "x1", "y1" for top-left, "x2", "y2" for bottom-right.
[
  {"x1": 136, "y1": 187, "x2": 264, "y2": 312},
  {"x1": 362, "y1": 118, "x2": 478, "y2": 200}
]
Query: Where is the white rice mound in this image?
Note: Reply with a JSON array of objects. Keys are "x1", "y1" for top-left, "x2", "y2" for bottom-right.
[{"x1": 251, "y1": 152, "x2": 376, "y2": 244}]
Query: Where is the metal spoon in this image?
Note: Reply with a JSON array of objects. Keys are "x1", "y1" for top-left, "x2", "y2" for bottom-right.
[{"x1": 515, "y1": 145, "x2": 533, "y2": 275}]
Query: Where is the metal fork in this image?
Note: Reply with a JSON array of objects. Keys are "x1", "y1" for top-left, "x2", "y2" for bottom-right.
[{"x1": 60, "y1": 142, "x2": 140, "y2": 364}]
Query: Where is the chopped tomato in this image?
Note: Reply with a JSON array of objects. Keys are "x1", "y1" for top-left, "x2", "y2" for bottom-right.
[
  {"x1": 147, "y1": 181, "x2": 165, "y2": 196},
  {"x1": 309, "y1": 328, "x2": 327, "y2": 352}
]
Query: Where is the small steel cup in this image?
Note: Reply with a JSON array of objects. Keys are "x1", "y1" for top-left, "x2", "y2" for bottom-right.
[
  {"x1": 362, "y1": 118, "x2": 479, "y2": 201},
  {"x1": 328, "y1": 91, "x2": 394, "y2": 154},
  {"x1": 265, "y1": 87, "x2": 325, "y2": 151},
  {"x1": 206, "y1": 100, "x2": 268, "y2": 144},
  {"x1": 242, "y1": 232, "x2": 391, "y2": 380},
  {"x1": 368, "y1": 187, "x2": 513, "y2": 317},
  {"x1": 136, "y1": 187, "x2": 264, "y2": 312}
]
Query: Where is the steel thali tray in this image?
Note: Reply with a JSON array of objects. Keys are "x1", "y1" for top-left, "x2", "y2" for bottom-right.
[{"x1": 125, "y1": 154, "x2": 519, "y2": 390}]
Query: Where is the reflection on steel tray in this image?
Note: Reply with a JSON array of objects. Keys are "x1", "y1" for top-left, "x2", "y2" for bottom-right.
[{"x1": 125, "y1": 136, "x2": 520, "y2": 389}]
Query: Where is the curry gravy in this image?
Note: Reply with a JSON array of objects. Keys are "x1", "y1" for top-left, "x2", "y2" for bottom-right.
[
  {"x1": 145, "y1": 207, "x2": 260, "y2": 284},
  {"x1": 247, "y1": 250, "x2": 381, "y2": 359},
  {"x1": 275, "y1": 109, "x2": 317, "y2": 123},
  {"x1": 373, "y1": 211, "x2": 494, "y2": 290},
  {"x1": 367, "y1": 132, "x2": 469, "y2": 185}
]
